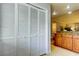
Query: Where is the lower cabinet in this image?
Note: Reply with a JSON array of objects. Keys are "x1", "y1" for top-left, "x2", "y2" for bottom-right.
[
  {"x1": 73, "y1": 36, "x2": 79, "y2": 52},
  {"x1": 55, "y1": 32, "x2": 79, "y2": 53},
  {"x1": 55, "y1": 33, "x2": 62, "y2": 47},
  {"x1": 66, "y1": 35, "x2": 72, "y2": 50},
  {"x1": 55, "y1": 33, "x2": 73, "y2": 51},
  {"x1": 62, "y1": 34, "x2": 67, "y2": 48}
]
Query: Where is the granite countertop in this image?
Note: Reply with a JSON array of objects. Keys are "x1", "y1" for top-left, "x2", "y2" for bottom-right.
[{"x1": 57, "y1": 31, "x2": 79, "y2": 35}]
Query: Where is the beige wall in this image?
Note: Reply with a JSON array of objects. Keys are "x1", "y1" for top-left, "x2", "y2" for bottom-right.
[
  {"x1": 52, "y1": 10, "x2": 79, "y2": 32},
  {"x1": 52, "y1": 10, "x2": 79, "y2": 25},
  {"x1": 52, "y1": 23, "x2": 57, "y2": 33}
]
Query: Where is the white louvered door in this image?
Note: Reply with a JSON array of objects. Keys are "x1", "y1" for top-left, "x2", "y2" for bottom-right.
[
  {"x1": 39, "y1": 10, "x2": 46, "y2": 55},
  {"x1": 0, "y1": 3, "x2": 47, "y2": 56},
  {"x1": 30, "y1": 7, "x2": 40, "y2": 56},
  {"x1": 16, "y1": 4, "x2": 30, "y2": 56},
  {"x1": 0, "y1": 4, "x2": 16, "y2": 56}
]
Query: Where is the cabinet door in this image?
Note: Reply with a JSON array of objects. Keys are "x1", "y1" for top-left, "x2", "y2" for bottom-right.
[
  {"x1": 55, "y1": 34, "x2": 62, "y2": 47},
  {"x1": 30, "y1": 7, "x2": 39, "y2": 56},
  {"x1": 39, "y1": 11, "x2": 46, "y2": 55},
  {"x1": 73, "y1": 36, "x2": 79, "y2": 52},
  {"x1": 0, "y1": 4, "x2": 16, "y2": 56},
  {"x1": 66, "y1": 35, "x2": 72, "y2": 50},
  {"x1": 62, "y1": 34, "x2": 72, "y2": 50},
  {"x1": 17, "y1": 4, "x2": 30, "y2": 56},
  {"x1": 62, "y1": 35, "x2": 67, "y2": 48}
]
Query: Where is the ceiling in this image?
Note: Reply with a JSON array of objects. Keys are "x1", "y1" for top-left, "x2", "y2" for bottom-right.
[{"x1": 51, "y1": 3, "x2": 79, "y2": 18}]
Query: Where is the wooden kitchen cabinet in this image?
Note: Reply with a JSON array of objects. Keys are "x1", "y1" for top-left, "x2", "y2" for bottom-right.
[
  {"x1": 73, "y1": 35, "x2": 79, "y2": 52},
  {"x1": 62, "y1": 34, "x2": 67, "y2": 48},
  {"x1": 55, "y1": 32, "x2": 79, "y2": 53},
  {"x1": 66, "y1": 35, "x2": 72, "y2": 50},
  {"x1": 55, "y1": 33, "x2": 72, "y2": 50},
  {"x1": 55, "y1": 33, "x2": 62, "y2": 47}
]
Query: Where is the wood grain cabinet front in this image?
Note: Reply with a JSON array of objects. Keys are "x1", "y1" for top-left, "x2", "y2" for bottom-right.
[
  {"x1": 66, "y1": 35, "x2": 72, "y2": 50},
  {"x1": 55, "y1": 33, "x2": 62, "y2": 47},
  {"x1": 55, "y1": 32, "x2": 79, "y2": 52},
  {"x1": 73, "y1": 36, "x2": 79, "y2": 52},
  {"x1": 55, "y1": 33, "x2": 73, "y2": 50},
  {"x1": 62, "y1": 34, "x2": 67, "y2": 48}
]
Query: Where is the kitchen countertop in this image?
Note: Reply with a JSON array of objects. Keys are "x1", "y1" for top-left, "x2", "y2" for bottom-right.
[{"x1": 57, "y1": 31, "x2": 79, "y2": 35}]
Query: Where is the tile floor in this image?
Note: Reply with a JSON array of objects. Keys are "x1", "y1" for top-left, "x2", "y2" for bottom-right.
[{"x1": 51, "y1": 45, "x2": 79, "y2": 56}]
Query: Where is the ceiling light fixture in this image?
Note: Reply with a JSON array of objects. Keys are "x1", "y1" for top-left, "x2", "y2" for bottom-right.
[
  {"x1": 68, "y1": 11, "x2": 72, "y2": 14},
  {"x1": 66, "y1": 5, "x2": 70, "y2": 9},
  {"x1": 53, "y1": 11, "x2": 56, "y2": 15}
]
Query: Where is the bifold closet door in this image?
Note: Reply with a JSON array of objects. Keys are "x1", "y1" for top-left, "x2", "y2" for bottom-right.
[
  {"x1": 30, "y1": 7, "x2": 40, "y2": 56},
  {"x1": 0, "y1": 4, "x2": 16, "y2": 56},
  {"x1": 39, "y1": 10, "x2": 46, "y2": 55},
  {"x1": 16, "y1": 4, "x2": 30, "y2": 56},
  {"x1": 0, "y1": 3, "x2": 47, "y2": 56}
]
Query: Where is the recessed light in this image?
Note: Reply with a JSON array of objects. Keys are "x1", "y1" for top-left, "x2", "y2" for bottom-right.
[
  {"x1": 68, "y1": 11, "x2": 72, "y2": 14},
  {"x1": 53, "y1": 11, "x2": 56, "y2": 15},
  {"x1": 66, "y1": 5, "x2": 70, "y2": 9}
]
